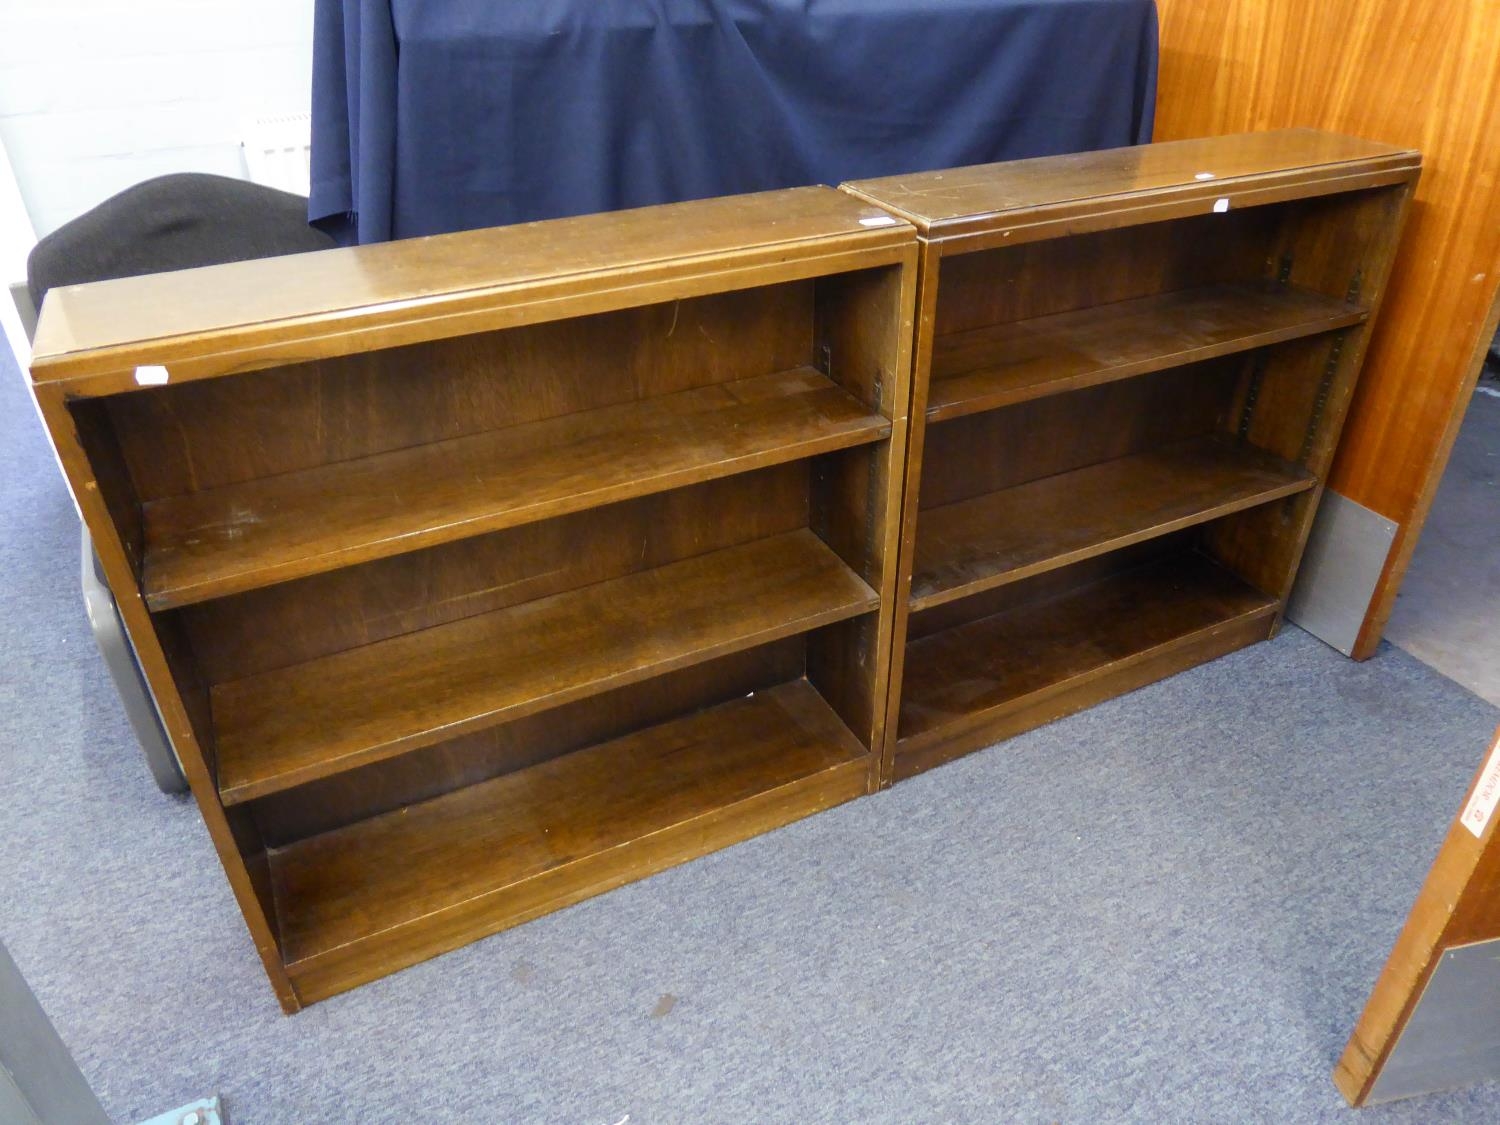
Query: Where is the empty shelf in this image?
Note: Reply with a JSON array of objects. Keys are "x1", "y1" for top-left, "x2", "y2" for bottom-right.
[
  {"x1": 899, "y1": 552, "x2": 1277, "y2": 750},
  {"x1": 268, "y1": 679, "x2": 868, "y2": 999},
  {"x1": 213, "y1": 529, "x2": 877, "y2": 804},
  {"x1": 927, "y1": 282, "x2": 1366, "y2": 421},
  {"x1": 143, "y1": 367, "x2": 889, "y2": 609},
  {"x1": 911, "y1": 435, "x2": 1315, "y2": 610}
]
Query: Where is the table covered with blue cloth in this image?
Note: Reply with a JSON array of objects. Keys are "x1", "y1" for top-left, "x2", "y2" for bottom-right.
[{"x1": 310, "y1": 0, "x2": 1159, "y2": 244}]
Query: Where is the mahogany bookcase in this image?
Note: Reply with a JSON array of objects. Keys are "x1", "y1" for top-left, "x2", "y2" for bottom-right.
[
  {"x1": 844, "y1": 129, "x2": 1420, "y2": 783},
  {"x1": 28, "y1": 187, "x2": 917, "y2": 1010}
]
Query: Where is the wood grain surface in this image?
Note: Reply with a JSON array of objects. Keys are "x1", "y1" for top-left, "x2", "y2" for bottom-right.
[
  {"x1": 141, "y1": 367, "x2": 887, "y2": 609},
  {"x1": 898, "y1": 551, "x2": 1277, "y2": 749},
  {"x1": 910, "y1": 435, "x2": 1314, "y2": 610},
  {"x1": 927, "y1": 281, "x2": 1366, "y2": 421},
  {"x1": 842, "y1": 130, "x2": 1414, "y2": 239},
  {"x1": 270, "y1": 679, "x2": 868, "y2": 1002},
  {"x1": 1153, "y1": 0, "x2": 1500, "y2": 658},
  {"x1": 213, "y1": 529, "x2": 878, "y2": 804},
  {"x1": 30, "y1": 186, "x2": 910, "y2": 379}
]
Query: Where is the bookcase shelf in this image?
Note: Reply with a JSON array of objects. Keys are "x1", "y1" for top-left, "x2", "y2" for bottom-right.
[
  {"x1": 844, "y1": 128, "x2": 1420, "y2": 782},
  {"x1": 898, "y1": 550, "x2": 1278, "y2": 761},
  {"x1": 142, "y1": 365, "x2": 889, "y2": 611},
  {"x1": 269, "y1": 679, "x2": 867, "y2": 1002},
  {"x1": 30, "y1": 185, "x2": 917, "y2": 1011},
  {"x1": 214, "y1": 529, "x2": 877, "y2": 805},
  {"x1": 927, "y1": 280, "x2": 1367, "y2": 422},
  {"x1": 909, "y1": 435, "x2": 1315, "y2": 612}
]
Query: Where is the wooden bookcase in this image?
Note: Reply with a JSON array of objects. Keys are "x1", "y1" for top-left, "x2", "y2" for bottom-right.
[
  {"x1": 28, "y1": 187, "x2": 917, "y2": 1010},
  {"x1": 843, "y1": 130, "x2": 1420, "y2": 783}
]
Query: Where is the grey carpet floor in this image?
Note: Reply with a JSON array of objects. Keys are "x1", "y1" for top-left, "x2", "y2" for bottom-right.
[{"x1": 3, "y1": 340, "x2": 1499, "y2": 1125}]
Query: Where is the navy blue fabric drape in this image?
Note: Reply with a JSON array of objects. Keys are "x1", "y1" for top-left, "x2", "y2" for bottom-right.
[{"x1": 311, "y1": 0, "x2": 1158, "y2": 244}]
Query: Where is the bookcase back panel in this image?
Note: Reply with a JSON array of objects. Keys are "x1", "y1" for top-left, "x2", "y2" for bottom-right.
[
  {"x1": 1198, "y1": 491, "x2": 1314, "y2": 603},
  {"x1": 1226, "y1": 330, "x2": 1353, "y2": 466},
  {"x1": 917, "y1": 360, "x2": 1241, "y2": 510},
  {"x1": 246, "y1": 638, "x2": 808, "y2": 848},
  {"x1": 815, "y1": 265, "x2": 908, "y2": 415},
  {"x1": 171, "y1": 463, "x2": 809, "y2": 687},
  {"x1": 933, "y1": 209, "x2": 1281, "y2": 337},
  {"x1": 1268, "y1": 185, "x2": 1410, "y2": 303},
  {"x1": 94, "y1": 281, "x2": 817, "y2": 502},
  {"x1": 905, "y1": 534, "x2": 1192, "y2": 643}
]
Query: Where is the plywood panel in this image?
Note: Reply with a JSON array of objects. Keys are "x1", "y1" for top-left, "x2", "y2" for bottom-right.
[{"x1": 1153, "y1": 0, "x2": 1500, "y2": 658}]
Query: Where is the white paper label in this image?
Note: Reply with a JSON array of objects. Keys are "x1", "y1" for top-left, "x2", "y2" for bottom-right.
[
  {"x1": 134, "y1": 364, "x2": 170, "y2": 386},
  {"x1": 859, "y1": 215, "x2": 898, "y2": 228},
  {"x1": 1195, "y1": 171, "x2": 1216, "y2": 181},
  {"x1": 1212, "y1": 198, "x2": 1230, "y2": 213},
  {"x1": 1459, "y1": 731, "x2": 1500, "y2": 838}
]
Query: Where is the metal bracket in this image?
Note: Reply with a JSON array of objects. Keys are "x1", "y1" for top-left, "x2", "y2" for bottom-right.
[
  {"x1": 818, "y1": 342, "x2": 833, "y2": 376},
  {"x1": 1237, "y1": 353, "x2": 1269, "y2": 439},
  {"x1": 1346, "y1": 269, "x2": 1364, "y2": 305},
  {"x1": 1300, "y1": 332, "x2": 1346, "y2": 463},
  {"x1": 1276, "y1": 254, "x2": 1294, "y2": 285}
]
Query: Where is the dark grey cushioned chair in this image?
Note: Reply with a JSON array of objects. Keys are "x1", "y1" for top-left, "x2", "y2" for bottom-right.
[{"x1": 27, "y1": 173, "x2": 336, "y2": 793}]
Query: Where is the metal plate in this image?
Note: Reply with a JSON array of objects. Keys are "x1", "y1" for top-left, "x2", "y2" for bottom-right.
[
  {"x1": 1286, "y1": 489, "x2": 1398, "y2": 655},
  {"x1": 1368, "y1": 937, "x2": 1500, "y2": 1104}
]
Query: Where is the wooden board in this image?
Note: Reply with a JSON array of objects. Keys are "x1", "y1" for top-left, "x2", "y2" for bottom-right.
[
  {"x1": 927, "y1": 281, "x2": 1366, "y2": 421},
  {"x1": 1336, "y1": 724, "x2": 1500, "y2": 1104},
  {"x1": 898, "y1": 552, "x2": 1277, "y2": 751},
  {"x1": 29, "y1": 186, "x2": 912, "y2": 388},
  {"x1": 910, "y1": 435, "x2": 1315, "y2": 611},
  {"x1": 214, "y1": 528, "x2": 877, "y2": 804},
  {"x1": 142, "y1": 367, "x2": 888, "y2": 609},
  {"x1": 842, "y1": 130, "x2": 1417, "y2": 245},
  {"x1": 270, "y1": 679, "x2": 868, "y2": 1003},
  {"x1": 1152, "y1": 0, "x2": 1500, "y2": 659}
]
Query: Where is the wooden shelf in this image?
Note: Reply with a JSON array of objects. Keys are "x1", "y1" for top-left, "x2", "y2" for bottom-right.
[
  {"x1": 910, "y1": 435, "x2": 1315, "y2": 611},
  {"x1": 269, "y1": 679, "x2": 868, "y2": 1000},
  {"x1": 143, "y1": 367, "x2": 889, "y2": 610},
  {"x1": 213, "y1": 529, "x2": 877, "y2": 805},
  {"x1": 898, "y1": 552, "x2": 1277, "y2": 751},
  {"x1": 927, "y1": 282, "x2": 1366, "y2": 421}
]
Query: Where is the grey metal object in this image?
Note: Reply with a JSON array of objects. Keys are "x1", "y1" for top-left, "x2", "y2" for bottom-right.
[
  {"x1": 1, "y1": 937, "x2": 225, "y2": 1125},
  {"x1": 1285, "y1": 489, "x2": 1398, "y2": 655},
  {"x1": 15, "y1": 283, "x2": 185, "y2": 795},
  {"x1": 0, "y1": 938, "x2": 113, "y2": 1125},
  {"x1": 80, "y1": 528, "x2": 186, "y2": 793},
  {"x1": 1367, "y1": 937, "x2": 1500, "y2": 1104},
  {"x1": 8, "y1": 279, "x2": 37, "y2": 341}
]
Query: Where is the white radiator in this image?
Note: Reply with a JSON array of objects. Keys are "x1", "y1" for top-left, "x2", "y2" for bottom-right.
[{"x1": 241, "y1": 113, "x2": 313, "y2": 197}]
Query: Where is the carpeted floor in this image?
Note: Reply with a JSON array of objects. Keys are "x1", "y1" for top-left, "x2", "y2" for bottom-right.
[{"x1": 3, "y1": 340, "x2": 1498, "y2": 1125}]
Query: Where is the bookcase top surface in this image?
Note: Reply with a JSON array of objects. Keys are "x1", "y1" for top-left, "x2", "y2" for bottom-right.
[
  {"x1": 842, "y1": 129, "x2": 1420, "y2": 239},
  {"x1": 30, "y1": 185, "x2": 912, "y2": 382}
]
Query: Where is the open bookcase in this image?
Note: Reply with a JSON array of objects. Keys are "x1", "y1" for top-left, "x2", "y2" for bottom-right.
[
  {"x1": 844, "y1": 129, "x2": 1420, "y2": 782},
  {"x1": 28, "y1": 187, "x2": 917, "y2": 1009}
]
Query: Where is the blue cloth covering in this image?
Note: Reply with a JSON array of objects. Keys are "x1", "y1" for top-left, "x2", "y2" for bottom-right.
[{"x1": 311, "y1": 0, "x2": 1158, "y2": 243}]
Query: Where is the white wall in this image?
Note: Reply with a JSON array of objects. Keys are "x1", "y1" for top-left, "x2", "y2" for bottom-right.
[{"x1": 0, "y1": 0, "x2": 314, "y2": 238}]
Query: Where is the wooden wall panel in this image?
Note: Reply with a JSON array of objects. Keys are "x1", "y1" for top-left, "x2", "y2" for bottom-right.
[{"x1": 1153, "y1": 0, "x2": 1500, "y2": 658}]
